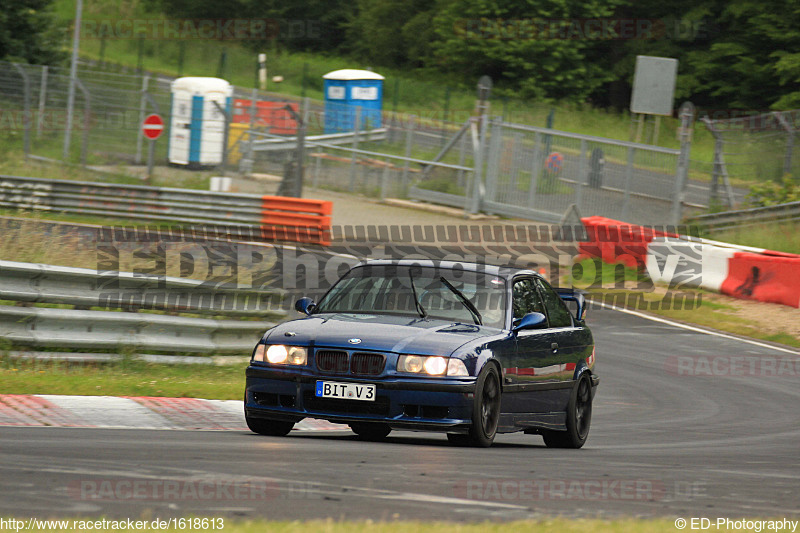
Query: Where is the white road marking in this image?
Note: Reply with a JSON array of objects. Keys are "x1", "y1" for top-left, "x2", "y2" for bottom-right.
[{"x1": 592, "y1": 300, "x2": 800, "y2": 355}]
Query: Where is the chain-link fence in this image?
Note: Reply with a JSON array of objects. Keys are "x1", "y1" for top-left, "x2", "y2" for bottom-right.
[
  {"x1": 1, "y1": 60, "x2": 698, "y2": 225},
  {"x1": 701, "y1": 111, "x2": 799, "y2": 207}
]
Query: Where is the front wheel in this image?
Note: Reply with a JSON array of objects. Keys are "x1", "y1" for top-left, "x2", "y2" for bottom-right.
[
  {"x1": 543, "y1": 374, "x2": 593, "y2": 449},
  {"x1": 456, "y1": 364, "x2": 501, "y2": 448},
  {"x1": 246, "y1": 416, "x2": 294, "y2": 436}
]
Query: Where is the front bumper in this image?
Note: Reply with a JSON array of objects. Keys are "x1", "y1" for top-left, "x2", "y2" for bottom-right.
[{"x1": 245, "y1": 365, "x2": 477, "y2": 430}]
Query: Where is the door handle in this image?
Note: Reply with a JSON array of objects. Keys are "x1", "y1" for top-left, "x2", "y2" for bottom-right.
[{"x1": 551, "y1": 342, "x2": 559, "y2": 353}]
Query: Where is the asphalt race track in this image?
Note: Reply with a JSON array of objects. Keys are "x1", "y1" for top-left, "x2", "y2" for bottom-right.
[{"x1": 1, "y1": 306, "x2": 798, "y2": 522}]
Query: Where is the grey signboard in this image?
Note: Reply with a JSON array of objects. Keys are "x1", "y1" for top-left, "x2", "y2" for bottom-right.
[{"x1": 630, "y1": 56, "x2": 678, "y2": 116}]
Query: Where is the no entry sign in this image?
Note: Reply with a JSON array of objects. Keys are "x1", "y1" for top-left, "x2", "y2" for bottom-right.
[{"x1": 142, "y1": 114, "x2": 164, "y2": 140}]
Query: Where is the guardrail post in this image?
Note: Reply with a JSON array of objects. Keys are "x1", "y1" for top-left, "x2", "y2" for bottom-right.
[
  {"x1": 401, "y1": 115, "x2": 416, "y2": 191},
  {"x1": 12, "y1": 64, "x2": 31, "y2": 158},
  {"x1": 457, "y1": 128, "x2": 467, "y2": 189},
  {"x1": 313, "y1": 145, "x2": 322, "y2": 188},
  {"x1": 212, "y1": 100, "x2": 231, "y2": 178},
  {"x1": 135, "y1": 74, "x2": 150, "y2": 165},
  {"x1": 349, "y1": 106, "x2": 361, "y2": 192},
  {"x1": 380, "y1": 157, "x2": 390, "y2": 201},
  {"x1": 574, "y1": 139, "x2": 587, "y2": 212},
  {"x1": 774, "y1": 111, "x2": 795, "y2": 178},
  {"x1": 527, "y1": 132, "x2": 543, "y2": 208},
  {"x1": 468, "y1": 115, "x2": 488, "y2": 215},
  {"x1": 74, "y1": 78, "x2": 91, "y2": 167},
  {"x1": 672, "y1": 107, "x2": 694, "y2": 224},
  {"x1": 241, "y1": 88, "x2": 257, "y2": 174},
  {"x1": 483, "y1": 117, "x2": 503, "y2": 206},
  {"x1": 37, "y1": 66, "x2": 48, "y2": 139},
  {"x1": 621, "y1": 146, "x2": 635, "y2": 221}
]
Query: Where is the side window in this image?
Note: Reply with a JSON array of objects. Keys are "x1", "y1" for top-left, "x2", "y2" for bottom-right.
[
  {"x1": 512, "y1": 278, "x2": 545, "y2": 319},
  {"x1": 536, "y1": 278, "x2": 573, "y2": 328}
]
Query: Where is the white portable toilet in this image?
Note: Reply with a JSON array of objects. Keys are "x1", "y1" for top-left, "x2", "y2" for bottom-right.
[{"x1": 168, "y1": 77, "x2": 232, "y2": 167}]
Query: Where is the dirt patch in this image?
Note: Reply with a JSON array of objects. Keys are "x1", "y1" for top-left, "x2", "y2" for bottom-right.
[{"x1": 704, "y1": 291, "x2": 800, "y2": 339}]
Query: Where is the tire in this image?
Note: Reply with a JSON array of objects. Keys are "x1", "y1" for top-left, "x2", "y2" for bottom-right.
[
  {"x1": 457, "y1": 364, "x2": 501, "y2": 448},
  {"x1": 246, "y1": 416, "x2": 295, "y2": 436},
  {"x1": 349, "y1": 422, "x2": 391, "y2": 441},
  {"x1": 543, "y1": 374, "x2": 593, "y2": 449}
]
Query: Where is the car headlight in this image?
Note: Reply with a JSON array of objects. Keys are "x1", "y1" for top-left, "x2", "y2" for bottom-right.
[
  {"x1": 446, "y1": 358, "x2": 469, "y2": 377},
  {"x1": 397, "y1": 355, "x2": 468, "y2": 376},
  {"x1": 253, "y1": 344, "x2": 307, "y2": 366}
]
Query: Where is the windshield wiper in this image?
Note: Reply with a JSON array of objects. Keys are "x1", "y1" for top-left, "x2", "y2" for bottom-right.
[
  {"x1": 409, "y1": 271, "x2": 427, "y2": 319},
  {"x1": 439, "y1": 276, "x2": 482, "y2": 325}
]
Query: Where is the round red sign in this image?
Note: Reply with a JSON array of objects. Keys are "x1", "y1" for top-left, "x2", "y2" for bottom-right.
[{"x1": 141, "y1": 114, "x2": 164, "y2": 140}]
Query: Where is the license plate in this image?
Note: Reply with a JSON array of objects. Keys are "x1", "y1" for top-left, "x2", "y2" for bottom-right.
[{"x1": 315, "y1": 381, "x2": 376, "y2": 402}]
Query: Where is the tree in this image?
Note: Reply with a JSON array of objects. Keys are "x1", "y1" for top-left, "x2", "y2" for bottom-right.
[
  {"x1": 344, "y1": 0, "x2": 437, "y2": 68},
  {"x1": 0, "y1": 0, "x2": 65, "y2": 64},
  {"x1": 682, "y1": 0, "x2": 800, "y2": 109},
  {"x1": 426, "y1": 0, "x2": 626, "y2": 101}
]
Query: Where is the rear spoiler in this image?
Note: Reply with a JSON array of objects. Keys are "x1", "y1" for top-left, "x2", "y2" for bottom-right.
[{"x1": 555, "y1": 288, "x2": 586, "y2": 322}]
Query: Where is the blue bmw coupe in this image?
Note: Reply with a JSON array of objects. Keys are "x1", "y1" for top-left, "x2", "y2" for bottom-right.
[{"x1": 244, "y1": 260, "x2": 597, "y2": 448}]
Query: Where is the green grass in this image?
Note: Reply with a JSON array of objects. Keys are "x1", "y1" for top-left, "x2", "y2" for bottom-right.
[
  {"x1": 0, "y1": 356, "x2": 246, "y2": 399},
  {"x1": 706, "y1": 222, "x2": 800, "y2": 255}
]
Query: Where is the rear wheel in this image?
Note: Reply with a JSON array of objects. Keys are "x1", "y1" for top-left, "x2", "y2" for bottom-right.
[
  {"x1": 349, "y1": 422, "x2": 391, "y2": 441},
  {"x1": 246, "y1": 416, "x2": 295, "y2": 436},
  {"x1": 453, "y1": 364, "x2": 501, "y2": 448},
  {"x1": 543, "y1": 374, "x2": 593, "y2": 449}
]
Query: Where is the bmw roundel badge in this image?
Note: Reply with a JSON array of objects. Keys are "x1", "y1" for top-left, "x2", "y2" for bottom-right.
[{"x1": 348, "y1": 338, "x2": 362, "y2": 344}]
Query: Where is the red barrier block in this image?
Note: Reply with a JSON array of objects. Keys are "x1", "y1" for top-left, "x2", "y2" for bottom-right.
[
  {"x1": 578, "y1": 216, "x2": 677, "y2": 269},
  {"x1": 721, "y1": 252, "x2": 800, "y2": 308}
]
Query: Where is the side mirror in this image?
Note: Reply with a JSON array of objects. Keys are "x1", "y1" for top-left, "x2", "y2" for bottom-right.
[
  {"x1": 295, "y1": 297, "x2": 316, "y2": 316},
  {"x1": 512, "y1": 312, "x2": 547, "y2": 333}
]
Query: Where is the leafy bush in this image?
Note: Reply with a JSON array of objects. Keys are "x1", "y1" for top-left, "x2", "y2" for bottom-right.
[{"x1": 744, "y1": 176, "x2": 800, "y2": 207}]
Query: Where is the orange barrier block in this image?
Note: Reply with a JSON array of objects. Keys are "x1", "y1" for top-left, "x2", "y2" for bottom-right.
[
  {"x1": 721, "y1": 252, "x2": 800, "y2": 308},
  {"x1": 578, "y1": 216, "x2": 678, "y2": 269},
  {"x1": 259, "y1": 195, "x2": 333, "y2": 246}
]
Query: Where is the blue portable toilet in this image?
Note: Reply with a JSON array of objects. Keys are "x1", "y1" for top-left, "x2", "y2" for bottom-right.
[
  {"x1": 168, "y1": 77, "x2": 232, "y2": 167},
  {"x1": 323, "y1": 69, "x2": 384, "y2": 134}
]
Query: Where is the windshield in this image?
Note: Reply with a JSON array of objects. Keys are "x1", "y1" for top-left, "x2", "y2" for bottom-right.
[{"x1": 314, "y1": 264, "x2": 507, "y2": 329}]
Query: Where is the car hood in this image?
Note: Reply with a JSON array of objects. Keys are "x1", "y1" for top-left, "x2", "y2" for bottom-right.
[{"x1": 264, "y1": 313, "x2": 503, "y2": 356}]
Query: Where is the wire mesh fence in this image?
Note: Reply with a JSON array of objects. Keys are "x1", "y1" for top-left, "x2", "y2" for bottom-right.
[
  {"x1": 701, "y1": 111, "x2": 799, "y2": 206},
  {"x1": 0, "y1": 59, "x2": 696, "y2": 226}
]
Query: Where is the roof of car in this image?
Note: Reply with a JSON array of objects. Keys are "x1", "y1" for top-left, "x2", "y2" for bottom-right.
[{"x1": 356, "y1": 259, "x2": 539, "y2": 280}]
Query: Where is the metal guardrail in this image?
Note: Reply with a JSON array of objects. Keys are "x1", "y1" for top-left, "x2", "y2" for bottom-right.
[
  {"x1": 0, "y1": 260, "x2": 287, "y2": 354},
  {"x1": 250, "y1": 128, "x2": 387, "y2": 152},
  {"x1": 0, "y1": 260, "x2": 285, "y2": 317},
  {"x1": 0, "y1": 305, "x2": 267, "y2": 353},
  {"x1": 688, "y1": 201, "x2": 800, "y2": 229},
  {"x1": 0, "y1": 174, "x2": 333, "y2": 244}
]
